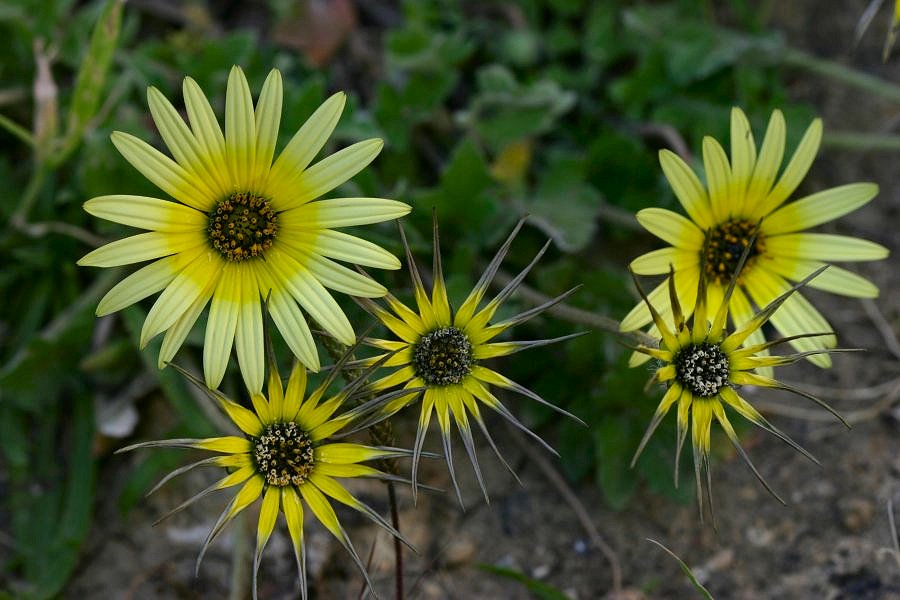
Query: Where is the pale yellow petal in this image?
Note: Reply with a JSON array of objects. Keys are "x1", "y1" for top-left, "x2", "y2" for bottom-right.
[
  {"x1": 253, "y1": 69, "x2": 282, "y2": 188},
  {"x1": 267, "y1": 92, "x2": 346, "y2": 200},
  {"x1": 110, "y1": 131, "x2": 214, "y2": 211},
  {"x1": 234, "y1": 264, "x2": 264, "y2": 394},
  {"x1": 702, "y1": 135, "x2": 733, "y2": 222},
  {"x1": 266, "y1": 252, "x2": 354, "y2": 345},
  {"x1": 729, "y1": 107, "x2": 756, "y2": 216},
  {"x1": 293, "y1": 230, "x2": 401, "y2": 270},
  {"x1": 280, "y1": 198, "x2": 411, "y2": 229},
  {"x1": 765, "y1": 233, "x2": 888, "y2": 262},
  {"x1": 147, "y1": 86, "x2": 221, "y2": 201},
  {"x1": 636, "y1": 208, "x2": 705, "y2": 250},
  {"x1": 745, "y1": 109, "x2": 785, "y2": 215},
  {"x1": 95, "y1": 255, "x2": 179, "y2": 315},
  {"x1": 77, "y1": 231, "x2": 203, "y2": 268},
  {"x1": 182, "y1": 76, "x2": 231, "y2": 197},
  {"x1": 83, "y1": 195, "x2": 207, "y2": 232},
  {"x1": 225, "y1": 66, "x2": 256, "y2": 190},
  {"x1": 276, "y1": 139, "x2": 384, "y2": 211},
  {"x1": 757, "y1": 118, "x2": 822, "y2": 216},
  {"x1": 659, "y1": 149, "x2": 714, "y2": 229},
  {"x1": 762, "y1": 183, "x2": 879, "y2": 235},
  {"x1": 141, "y1": 250, "x2": 223, "y2": 347},
  {"x1": 203, "y1": 264, "x2": 241, "y2": 389},
  {"x1": 629, "y1": 247, "x2": 700, "y2": 275}
]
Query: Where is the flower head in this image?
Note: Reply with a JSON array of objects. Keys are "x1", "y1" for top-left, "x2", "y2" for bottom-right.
[
  {"x1": 78, "y1": 66, "x2": 410, "y2": 392},
  {"x1": 120, "y1": 351, "x2": 413, "y2": 599},
  {"x1": 621, "y1": 108, "x2": 887, "y2": 373},
  {"x1": 357, "y1": 216, "x2": 583, "y2": 505},
  {"x1": 630, "y1": 257, "x2": 849, "y2": 521}
]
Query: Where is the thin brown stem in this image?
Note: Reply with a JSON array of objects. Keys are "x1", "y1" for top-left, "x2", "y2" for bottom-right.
[
  {"x1": 505, "y1": 423, "x2": 624, "y2": 596},
  {"x1": 387, "y1": 481, "x2": 404, "y2": 600},
  {"x1": 320, "y1": 335, "x2": 404, "y2": 599}
]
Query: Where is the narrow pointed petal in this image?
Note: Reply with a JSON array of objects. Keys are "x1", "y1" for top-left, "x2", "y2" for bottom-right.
[{"x1": 203, "y1": 265, "x2": 241, "y2": 389}]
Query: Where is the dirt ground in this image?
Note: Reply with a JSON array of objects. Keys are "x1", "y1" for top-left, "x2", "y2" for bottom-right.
[{"x1": 65, "y1": 3, "x2": 900, "y2": 599}]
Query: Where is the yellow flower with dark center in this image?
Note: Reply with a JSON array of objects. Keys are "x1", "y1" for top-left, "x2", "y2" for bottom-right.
[
  {"x1": 620, "y1": 108, "x2": 887, "y2": 373},
  {"x1": 630, "y1": 261, "x2": 850, "y2": 521},
  {"x1": 120, "y1": 353, "x2": 414, "y2": 600},
  {"x1": 78, "y1": 66, "x2": 410, "y2": 393},
  {"x1": 357, "y1": 217, "x2": 583, "y2": 504}
]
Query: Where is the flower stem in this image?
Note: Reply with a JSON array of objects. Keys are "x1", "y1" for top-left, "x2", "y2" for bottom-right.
[
  {"x1": 320, "y1": 334, "x2": 404, "y2": 599},
  {"x1": 387, "y1": 481, "x2": 404, "y2": 600},
  {"x1": 782, "y1": 47, "x2": 900, "y2": 104},
  {"x1": 228, "y1": 511, "x2": 252, "y2": 600}
]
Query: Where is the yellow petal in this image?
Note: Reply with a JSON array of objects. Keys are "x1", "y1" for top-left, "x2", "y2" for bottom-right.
[
  {"x1": 636, "y1": 208, "x2": 705, "y2": 250},
  {"x1": 659, "y1": 149, "x2": 713, "y2": 229},
  {"x1": 277, "y1": 139, "x2": 384, "y2": 210},
  {"x1": 762, "y1": 183, "x2": 879, "y2": 235},
  {"x1": 225, "y1": 66, "x2": 256, "y2": 190}
]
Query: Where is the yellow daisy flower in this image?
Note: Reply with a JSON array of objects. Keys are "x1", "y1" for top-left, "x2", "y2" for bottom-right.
[
  {"x1": 119, "y1": 350, "x2": 415, "y2": 599},
  {"x1": 630, "y1": 259, "x2": 849, "y2": 520},
  {"x1": 356, "y1": 216, "x2": 583, "y2": 504},
  {"x1": 620, "y1": 108, "x2": 887, "y2": 371},
  {"x1": 78, "y1": 66, "x2": 410, "y2": 393}
]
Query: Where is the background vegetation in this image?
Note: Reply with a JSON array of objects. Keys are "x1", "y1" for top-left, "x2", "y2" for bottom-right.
[{"x1": 0, "y1": 0, "x2": 894, "y2": 597}]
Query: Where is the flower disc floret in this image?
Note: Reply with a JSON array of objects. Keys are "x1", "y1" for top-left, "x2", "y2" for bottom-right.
[
  {"x1": 412, "y1": 326, "x2": 474, "y2": 386},
  {"x1": 207, "y1": 192, "x2": 278, "y2": 262},
  {"x1": 703, "y1": 219, "x2": 761, "y2": 285},
  {"x1": 674, "y1": 342, "x2": 730, "y2": 398},
  {"x1": 252, "y1": 421, "x2": 314, "y2": 487}
]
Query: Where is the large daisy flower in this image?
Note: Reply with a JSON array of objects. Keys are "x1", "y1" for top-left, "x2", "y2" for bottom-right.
[
  {"x1": 119, "y1": 352, "x2": 415, "y2": 599},
  {"x1": 78, "y1": 66, "x2": 410, "y2": 392},
  {"x1": 620, "y1": 108, "x2": 887, "y2": 370},
  {"x1": 630, "y1": 262, "x2": 849, "y2": 520},
  {"x1": 356, "y1": 216, "x2": 582, "y2": 504}
]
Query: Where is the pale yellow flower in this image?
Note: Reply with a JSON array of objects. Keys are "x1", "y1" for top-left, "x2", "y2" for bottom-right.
[
  {"x1": 621, "y1": 108, "x2": 887, "y2": 372},
  {"x1": 79, "y1": 66, "x2": 409, "y2": 392}
]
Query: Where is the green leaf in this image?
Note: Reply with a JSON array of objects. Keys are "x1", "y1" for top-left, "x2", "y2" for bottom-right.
[
  {"x1": 415, "y1": 138, "x2": 496, "y2": 229},
  {"x1": 61, "y1": 0, "x2": 124, "y2": 161},
  {"x1": 120, "y1": 306, "x2": 216, "y2": 438},
  {"x1": 594, "y1": 415, "x2": 637, "y2": 510},
  {"x1": 479, "y1": 564, "x2": 572, "y2": 600},
  {"x1": 526, "y1": 152, "x2": 602, "y2": 253},
  {"x1": 646, "y1": 539, "x2": 715, "y2": 599},
  {"x1": 459, "y1": 64, "x2": 576, "y2": 151}
]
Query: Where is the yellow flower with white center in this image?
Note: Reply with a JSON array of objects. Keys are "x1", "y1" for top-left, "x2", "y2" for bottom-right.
[
  {"x1": 620, "y1": 108, "x2": 887, "y2": 373},
  {"x1": 119, "y1": 355, "x2": 414, "y2": 600},
  {"x1": 78, "y1": 66, "x2": 410, "y2": 393},
  {"x1": 357, "y1": 217, "x2": 583, "y2": 504},
  {"x1": 630, "y1": 262, "x2": 849, "y2": 521}
]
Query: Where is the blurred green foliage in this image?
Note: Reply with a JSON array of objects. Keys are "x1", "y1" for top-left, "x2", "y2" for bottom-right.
[{"x1": 0, "y1": 0, "x2": 821, "y2": 595}]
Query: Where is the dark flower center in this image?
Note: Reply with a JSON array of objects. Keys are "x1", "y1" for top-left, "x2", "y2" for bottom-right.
[
  {"x1": 412, "y1": 327, "x2": 474, "y2": 386},
  {"x1": 207, "y1": 192, "x2": 278, "y2": 261},
  {"x1": 703, "y1": 219, "x2": 762, "y2": 285},
  {"x1": 252, "y1": 422, "x2": 314, "y2": 487},
  {"x1": 674, "y1": 343, "x2": 730, "y2": 398}
]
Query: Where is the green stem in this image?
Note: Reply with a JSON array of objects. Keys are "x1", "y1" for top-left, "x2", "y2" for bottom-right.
[
  {"x1": 228, "y1": 511, "x2": 252, "y2": 600},
  {"x1": 782, "y1": 47, "x2": 900, "y2": 104},
  {"x1": 824, "y1": 131, "x2": 900, "y2": 151},
  {"x1": 0, "y1": 112, "x2": 34, "y2": 147},
  {"x1": 10, "y1": 167, "x2": 48, "y2": 227}
]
